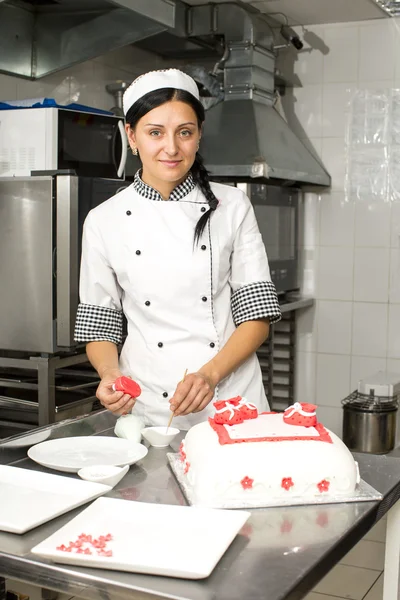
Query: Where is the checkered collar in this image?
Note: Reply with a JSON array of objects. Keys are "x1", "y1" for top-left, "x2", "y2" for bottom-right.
[{"x1": 132, "y1": 169, "x2": 196, "y2": 202}]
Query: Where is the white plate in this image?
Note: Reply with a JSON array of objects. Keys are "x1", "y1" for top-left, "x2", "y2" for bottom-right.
[
  {"x1": 28, "y1": 436, "x2": 148, "y2": 473},
  {"x1": 1, "y1": 430, "x2": 50, "y2": 448},
  {"x1": 0, "y1": 465, "x2": 111, "y2": 534},
  {"x1": 32, "y1": 497, "x2": 250, "y2": 579}
]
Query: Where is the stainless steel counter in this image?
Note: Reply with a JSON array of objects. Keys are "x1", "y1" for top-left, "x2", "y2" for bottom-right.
[{"x1": 0, "y1": 411, "x2": 398, "y2": 600}]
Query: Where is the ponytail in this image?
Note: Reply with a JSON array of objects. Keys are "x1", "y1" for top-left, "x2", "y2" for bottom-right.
[{"x1": 191, "y1": 153, "x2": 218, "y2": 245}]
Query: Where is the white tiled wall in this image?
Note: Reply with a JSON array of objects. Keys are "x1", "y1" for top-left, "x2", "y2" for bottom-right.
[
  {"x1": 279, "y1": 18, "x2": 400, "y2": 434},
  {"x1": 0, "y1": 45, "x2": 163, "y2": 111}
]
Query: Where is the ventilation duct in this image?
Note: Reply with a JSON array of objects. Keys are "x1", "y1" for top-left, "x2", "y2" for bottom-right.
[{"x1": 0, "y1": 0, "x2": 185, "y2": 78}]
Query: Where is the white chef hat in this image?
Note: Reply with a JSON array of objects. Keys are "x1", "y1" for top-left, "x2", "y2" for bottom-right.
[{"x1": 123, "y1": 68, "x2": 200, "y2": 116}]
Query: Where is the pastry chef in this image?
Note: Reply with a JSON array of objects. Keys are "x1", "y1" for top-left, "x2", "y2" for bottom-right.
[{"x1": 74, "y1": 68, "x2": 281, "y2": 430}]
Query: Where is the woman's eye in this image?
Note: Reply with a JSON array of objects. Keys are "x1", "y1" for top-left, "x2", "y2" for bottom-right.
[
  {"x1": 149, "y1": 130, "x2": 161, "y2": 137},
  {"x1": 180, "y1": 130, "x2": 192, "y2": 137}
]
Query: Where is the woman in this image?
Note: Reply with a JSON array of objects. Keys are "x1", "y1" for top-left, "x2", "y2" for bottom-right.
[{"x1": 74, "y1": 68, "x2": 281, "y2": 430}]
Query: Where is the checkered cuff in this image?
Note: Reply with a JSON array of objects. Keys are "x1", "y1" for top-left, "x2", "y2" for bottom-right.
[
  {"x1": 74, "y1": 303, "x2": 123, "y2": 345},
  {"x1": 231, "y1": 281, "x2": 282, "y2": 326}
]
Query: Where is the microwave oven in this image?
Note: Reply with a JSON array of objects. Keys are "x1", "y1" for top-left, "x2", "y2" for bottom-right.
[
  {"x1": 235, "y1": 182, "x2": 299, "y2": 295},
  {"x1": 0, "y1": 107, "x2": 127, "y2": 179}
]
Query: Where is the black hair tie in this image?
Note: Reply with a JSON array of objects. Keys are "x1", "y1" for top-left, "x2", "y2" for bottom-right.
[{"x1": 209, "y1": 198, "x2": 218, "y2": 211}]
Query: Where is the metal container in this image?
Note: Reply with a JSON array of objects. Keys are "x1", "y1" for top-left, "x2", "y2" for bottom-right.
[{"x1": 342, "y1": 391, "x2": 398, "y2": 454}]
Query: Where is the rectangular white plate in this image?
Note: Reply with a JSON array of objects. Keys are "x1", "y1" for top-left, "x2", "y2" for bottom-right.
[
  {"x1": 0, "y1": 465, "x2": 111, "y2": 534},
  {"x1": 32, "y1": 496, "x2": 250, "y2": 579}
]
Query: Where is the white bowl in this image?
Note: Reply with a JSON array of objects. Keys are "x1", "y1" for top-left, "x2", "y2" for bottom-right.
[
  {"x1": 77, "y1": 464, "x2": 129, "y2": 487},
  {"x1": 141, "y1": 426, "x2": 180, "y2": 448}
]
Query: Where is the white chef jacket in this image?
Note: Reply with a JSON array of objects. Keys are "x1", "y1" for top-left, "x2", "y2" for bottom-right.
[{"x1": 75, "y1": 174, "x2": 281, "y2": 430}]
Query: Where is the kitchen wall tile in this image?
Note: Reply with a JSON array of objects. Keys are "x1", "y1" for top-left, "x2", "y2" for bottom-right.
[
  {"x1": 322, "y1": 83, "x2": 353, "y2": 138},
  {"x1": 318, "y1": 246, "x2": 354, "y2": 301},
  {"x1": 291, "y1": 85, "x2": 323, "y2": 139},
  {"x1": 301, "y1": 192, "x2": 321, "y2": 248},
  {"x1": 352, "y1": 302, "x2": 388, "y2": 357},
  {"x1": 321, "y1": 137, "x2": 347, "y2": 191},
  {"x1": 386, "y1": 358, "x2": 400, "y2": 374},
  {"x1": 353, "y1": 248, "x2": 390, "y2": 303},
  {"x1": 298, "y1": 248, "x2": 319, "y2": 296},
  {"x1": 317, "y1": 300, "x2": 353, "y2": 355},
  {"x1": 319, "y1": 192, "x2": 355, "y2": 247},
  {"x1": 0, "y1": 74, "x2": 18, "y2": 101},
  {"x1": 315, "y1": 353, "x2": 351, "y2": 407},
  {"x1": 393, "y1": 27, "x2": 400, "y2": 82},
  {"x1": 16, "y1": 72, "x2": 67, "y2": 102},
  {"x1": 314, "y1": 405, "x2": 343, "y2": 437},
  {"x1": 359, "y1": 20, "x2": 396, "y2": 82},
  {"x1": 323, "y1": 26, "x2": 359, "y2": 84},
  {"x1": 92, "y1": 62, "x2": 130, "y2": 111},
  {"x1": 66, "y1": 62, "x2": 101, "y2": 109},
  {"x1": 293, "y1": 28, "x2": 325, "y2": 86},
  {"x1": 296, "y1": 303, "x2": 318, "y2": 352},
  {"x1": 388, "y1": 304, "x2": 400, "y2": 358},
  {"x1": 355, "y1": 198, "x2": 392, "y2": 248},
  {"x1": 295, "y1": 351, "x2": 316, "y2": 404},
  {"x1": 390, "y1": 200, "x2": 400, "y2": 248},
  {"x1": 350, "y1": 355, "x2": 387, "y2": 390},
  {"x1": 389, "y1": 248, "x2": 400, "y2": 303}
]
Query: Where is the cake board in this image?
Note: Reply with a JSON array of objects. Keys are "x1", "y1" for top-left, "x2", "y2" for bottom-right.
[{"x1": 167, "y1": 453, "x2": 383, "y2": 509}]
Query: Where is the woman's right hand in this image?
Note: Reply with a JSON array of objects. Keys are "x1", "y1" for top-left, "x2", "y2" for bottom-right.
[{"x1": 96, "y1": 369, "x2": 137, "y2": 416}]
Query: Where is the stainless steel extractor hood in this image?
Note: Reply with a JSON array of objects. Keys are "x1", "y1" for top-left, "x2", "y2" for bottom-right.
[
  {"x1": 0, "y1": 0, "x2": 185, "y2": 79},
  {"x1": 187, "y1": 3, "x2": 331, "y2": 187}
]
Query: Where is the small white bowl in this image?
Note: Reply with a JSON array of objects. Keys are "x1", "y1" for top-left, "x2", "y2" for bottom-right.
[
  {"x1": 141, "y1": 426, "x2": 180, "y2": 448},
  {"x1": 77, "y1": 464, "x2": 129, "y2": 487}
]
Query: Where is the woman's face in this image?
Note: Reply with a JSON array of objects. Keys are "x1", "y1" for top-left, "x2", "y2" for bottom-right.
[{"x1": 126, "y1": 100, "x2": 201, "y2": 187}]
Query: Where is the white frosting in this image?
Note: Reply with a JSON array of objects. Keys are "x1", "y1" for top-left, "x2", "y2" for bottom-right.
[
  {"x1": 225, "y1": 414, "x2": 320, "y2": 440},
  {"x1": 182, "y1": 413, "x2": 358, "y2": 508}
]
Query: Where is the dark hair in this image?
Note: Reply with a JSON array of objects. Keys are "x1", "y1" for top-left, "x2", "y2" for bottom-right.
[{"x1": 125, "y1": 88, "x2": 218, "y2": 244}]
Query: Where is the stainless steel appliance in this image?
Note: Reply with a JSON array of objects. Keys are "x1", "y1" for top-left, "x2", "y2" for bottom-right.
[
  {"x1": 342, "y1": 371, "x2": 400, "y2": 454},
  {"x1": 236, "y1": 183, "x2": 299, "y2": 294},
  {"x1": 0, "y1": 175, "x2": 130, "y2": 353},
  {"x1": 0, "y1": 108, "x2": 127, "y2": 179}
]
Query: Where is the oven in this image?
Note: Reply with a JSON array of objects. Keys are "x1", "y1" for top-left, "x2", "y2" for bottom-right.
[{"x1": 236, "y1": 183, "x2": 299, "y2": 294}]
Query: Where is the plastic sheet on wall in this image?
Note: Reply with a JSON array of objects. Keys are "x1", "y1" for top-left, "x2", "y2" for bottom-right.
[{"x1": 345, "y1": 88, "x2": 400, "y2": 201}]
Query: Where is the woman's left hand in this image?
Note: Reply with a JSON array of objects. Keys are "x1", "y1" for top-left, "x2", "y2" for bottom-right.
[{"x1": 169, "y1": 370, "x2": 217, "y2": 417}]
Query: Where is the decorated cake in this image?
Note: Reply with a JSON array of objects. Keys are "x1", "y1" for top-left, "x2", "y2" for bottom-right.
[{"x1": 178, "y1": 398, "x2": 360, "y2": 508}]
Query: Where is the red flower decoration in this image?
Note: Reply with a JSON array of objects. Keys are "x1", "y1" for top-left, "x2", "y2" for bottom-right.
[
  {"x1": 317, "y1": 479, "x2": 330, "y2": 493},
  {"x1": 280, "y1": 519, "x2": 293, "y2": 534},
  {"x1": 179, "y1": 442, "x2": 186, "y2": 462},
  {"x1": 184, "y1": 461, "x2": 191, "y2": 475},
  {"x1": 281, "y1": 477, "x2": 294, "y2": 491},
  {"x1": 241, "y1": 476, "x2": 254, "y2": 490}
]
